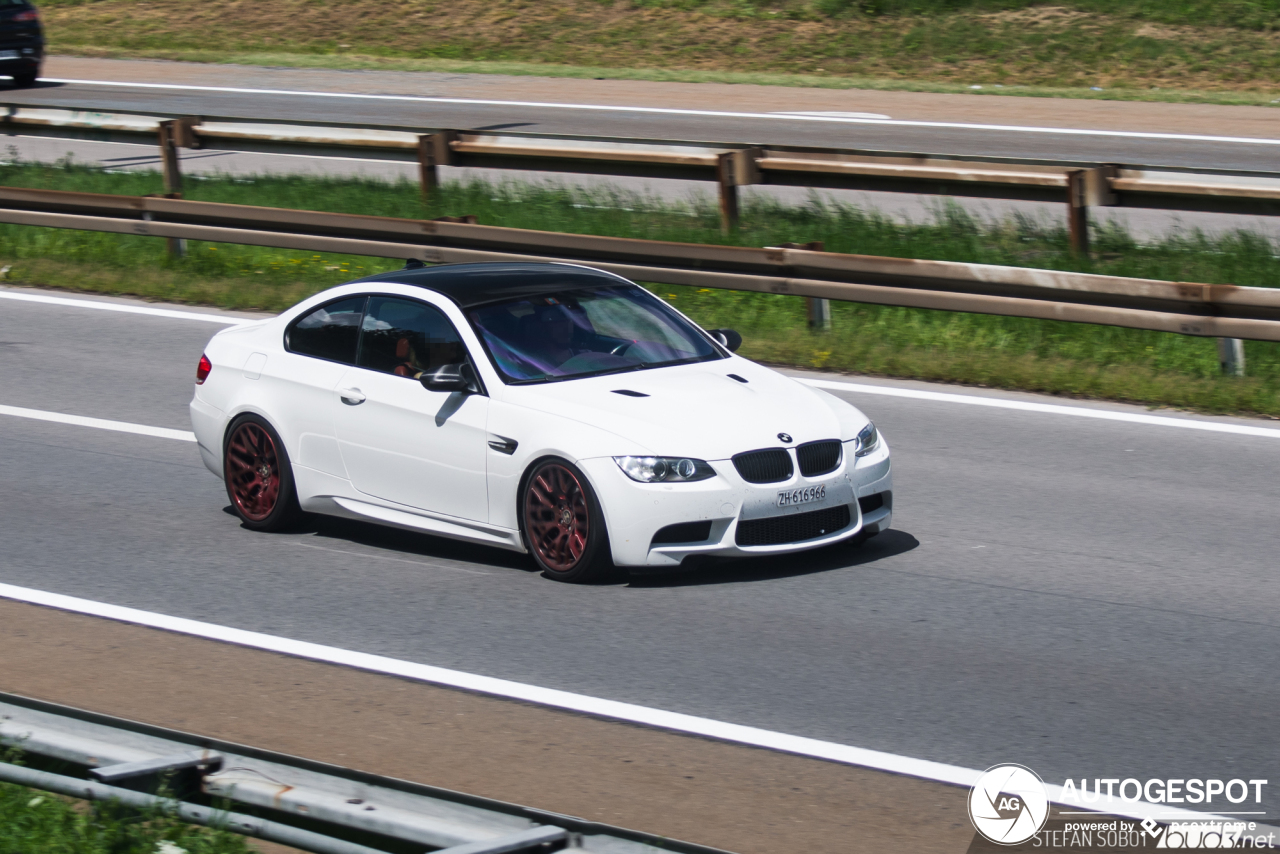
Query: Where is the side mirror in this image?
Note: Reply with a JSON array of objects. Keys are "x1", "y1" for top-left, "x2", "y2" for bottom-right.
[
  {"x1": 708, "y1": 328, "x2": 742, "y2": 353},
  {"x1": 420, "y1": 363, "x2": 479, "y2": 394}
]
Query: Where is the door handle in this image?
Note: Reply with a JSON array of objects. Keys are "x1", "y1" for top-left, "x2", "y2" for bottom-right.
[{"x1": 338, "y1": 387, "x2": 366, "y2": 405}]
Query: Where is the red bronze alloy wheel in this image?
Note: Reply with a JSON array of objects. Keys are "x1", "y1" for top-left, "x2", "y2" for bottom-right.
[
  {"x1": 524, "y1": 463, "x2": 591, "y2": 572},
  {"x1": 225, "y1": 421, "x2": 282, "y2": 522}
]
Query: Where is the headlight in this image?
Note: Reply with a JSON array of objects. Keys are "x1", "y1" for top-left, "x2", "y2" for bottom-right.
[
  {"x1": 614, "y1": 456, "x2": 716, "y2": 483},
  {"x1": 854, "y1": 422, "x2": 880, "y2": 457}
]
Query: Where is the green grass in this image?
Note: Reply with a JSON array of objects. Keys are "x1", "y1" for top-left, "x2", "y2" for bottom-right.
[
  {"x1": 628, "y1": 0, "x2": 1280, "y2": 31},
  {"x1": 0, "y1": 778, "x2": 252, "y2": 854},
  {"x1": 36, "y1": 0, "x2": 1280, "y2": 102},
  {"x1": 4, "y1": 155, "x2": 1280, "y2": 416},
  {"x1": 38, "y1": 0, "x2": 1280, "y2": 29}
]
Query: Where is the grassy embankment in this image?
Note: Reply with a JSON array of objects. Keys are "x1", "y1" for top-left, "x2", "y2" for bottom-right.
[
  {"x1": 35, "y1": 0, "x2": 1280, "y2": 106},
  {"x1": 0, "y1": 776, "x2": 251, "y2": 854},
  {"x1": 3, "y1": 158, "x2": 1280, "y2": 416}
]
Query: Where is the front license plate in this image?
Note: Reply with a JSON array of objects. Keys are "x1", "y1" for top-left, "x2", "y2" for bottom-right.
[
  {"x1": 776, "y1": 484, "x2": 826, "y2": 507},
  {"x1": 0, "y1": 51, "x2": 19, "y2": 60}
]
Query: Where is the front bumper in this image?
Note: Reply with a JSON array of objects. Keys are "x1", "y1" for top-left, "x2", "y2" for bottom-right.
[{"x1": 581, "y1": 440, "x2": 892, "y2": 567}]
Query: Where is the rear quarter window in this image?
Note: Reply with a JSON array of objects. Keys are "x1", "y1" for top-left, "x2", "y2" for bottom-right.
[{"x1": 285, "y1": 296, "x2": 366, "y2": 364}]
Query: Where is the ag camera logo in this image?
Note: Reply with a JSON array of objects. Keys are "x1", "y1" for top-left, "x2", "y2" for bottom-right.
[{"x1": 969, "y1": 764, "x2": 1051, "y2": 845}]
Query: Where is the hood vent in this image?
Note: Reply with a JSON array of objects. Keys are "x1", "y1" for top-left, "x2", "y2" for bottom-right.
[
  {"x1": 727, "y1": 374, "x2": 748, "y2": 384},
  {"x1": 612, "y1": 389, "x2": 649, "y2": 397}
]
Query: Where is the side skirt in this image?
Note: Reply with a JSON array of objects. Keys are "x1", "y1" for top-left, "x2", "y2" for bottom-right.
[{"x1": 326, "y1": 496, "x2": 527, "y2": 553}]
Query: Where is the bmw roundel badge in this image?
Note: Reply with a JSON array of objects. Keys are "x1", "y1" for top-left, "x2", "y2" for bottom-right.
[{"x1": 778, "y1": 433, "x2": 793, "y2": 443}]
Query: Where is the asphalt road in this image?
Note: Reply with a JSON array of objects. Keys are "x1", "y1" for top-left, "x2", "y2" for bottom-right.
[
  {"x1": 1, "y1": 290, "x2": 1277, "y2": 818},
  {"x1": 6, "y1": 60, "x2": 1280, "y2": 172}
]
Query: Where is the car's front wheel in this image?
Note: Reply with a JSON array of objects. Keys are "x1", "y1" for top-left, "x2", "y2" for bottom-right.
[
  {"x1": 521, "y1": 458, "x2": 615, "y2": 583},
  {"x1": 223, "y1": 414, "x2": 303, "y2": 532}
]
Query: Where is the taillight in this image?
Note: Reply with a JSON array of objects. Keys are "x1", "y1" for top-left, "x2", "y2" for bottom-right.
[
  {"x1": 196, "y1": 354, "x2": 212, "y2": 384},
  {"x1": 13, "y1": 10, "x2": 39, "y2": 21}
]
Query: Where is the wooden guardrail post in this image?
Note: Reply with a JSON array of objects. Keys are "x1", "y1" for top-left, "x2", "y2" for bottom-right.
[
  {"x1": 418, "y1": 131, "x2": 455, "y2": 203},
  {"x1": 158, "y1": 120, "x2": 182, "y2": 196},
  {"x1": 716, "y1": 152, "x2": 740, "y2": 233},
  {"x1": 715, "y1": 149, "x2": 761, "y2": 233},
  {"x1": 1067, "y1": 169, "x2": 1089, "y2": 257},
  {"x1": 1067, "y1": 166, "x2": 1117, "y2": 258},
  {"x1": 157, "y1": 119, "x2": 186, "y2": 258}
]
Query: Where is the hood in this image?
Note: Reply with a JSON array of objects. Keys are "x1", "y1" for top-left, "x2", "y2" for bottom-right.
[{"x1": 502, "y1": 358, "x2": 866, "y2": 460}]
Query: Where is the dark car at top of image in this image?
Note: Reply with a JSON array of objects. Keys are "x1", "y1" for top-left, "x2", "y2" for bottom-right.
[{"x1": 0, "y1": 0, "x2": 42, "y2": 88}]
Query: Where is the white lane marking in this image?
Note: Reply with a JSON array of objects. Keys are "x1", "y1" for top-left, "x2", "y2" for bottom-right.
[
  {"x1": 805, "y1": 378, "x2": 1280, "y2": 439},
  {"x1": 0, "y1": 581, "x2": 1251, "y2": 827},
  {"x1": 773, "y1": 111, "x2": 891, "y2": 120},
  {"x1": 0, "y1": 404, "x2": 196, "y2": 442},
  {"x1": 0, "y1": 290, "x2": 246, "y2": 324},
  {"x1": 43, "y1": 78, "x2": 1280, "y2": 147}
]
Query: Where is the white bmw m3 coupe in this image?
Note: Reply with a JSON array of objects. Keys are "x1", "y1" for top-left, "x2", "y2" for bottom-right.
[{"x1": 190, "y1": 262, "x2": 893, "y2": 582}]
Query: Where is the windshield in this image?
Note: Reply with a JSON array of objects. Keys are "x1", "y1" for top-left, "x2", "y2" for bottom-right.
[{"x1": 467, "y1": 284, "x2": 722, "y2": 383}]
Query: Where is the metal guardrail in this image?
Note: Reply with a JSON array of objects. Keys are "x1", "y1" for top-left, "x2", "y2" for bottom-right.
[
  {"x1": 0, "y1": 184, "x2": 1278, "y2": 346},
  {"x1": 0, "y1": 692, "x2": 733, "y2": 854},
  {"x1": 5, "y1": 104, "x2": 1280, "y2": 251}
]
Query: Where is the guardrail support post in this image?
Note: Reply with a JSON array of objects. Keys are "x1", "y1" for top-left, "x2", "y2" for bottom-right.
[
  {"x1": 1218, "y1": 337, "x2": 1246, "y2": 376},
  {"x1": 715, "y1": 149, "x2": 761, "y2": 234},
  {"x1": 1067, "y1": 169, "x2": 1089, "y2": 257},
  {"x1": 157, "y1": 120, "x2": 186, "y2": 258},
  {"x1": 782, "y1": 240, "x2": 832, "y2": 331},
  {"x1": 418, "y1": 132, "x2": 455, "y2": 204},
  {"x1": 807, "y1": 297, "x2": 832, "y2": 331},
  {"x1": 716, "y1": 152, "x2": 740, "y2": 233}
]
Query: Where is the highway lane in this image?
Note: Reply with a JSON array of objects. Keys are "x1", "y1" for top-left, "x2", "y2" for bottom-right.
[
  {"x1": 6, "y1": 66, "x2": 1280, "y2": 172},
  {"x1": 2, "y1": 292, "x2": 1278, "y2": 817}
]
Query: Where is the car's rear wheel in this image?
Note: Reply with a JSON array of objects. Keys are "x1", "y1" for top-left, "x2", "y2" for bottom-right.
[
  {"x1": 10, "y1": 69, "x2": 38, "y2": 88},
  {"x1": 224, "y1": 415, "x2": 303, "y2": 531},
  {"x1": 521, "y1": 458, "x2": 614, "y2": 583}
]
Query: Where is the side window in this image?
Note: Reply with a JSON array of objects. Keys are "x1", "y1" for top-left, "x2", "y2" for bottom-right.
[
  {"x1": 286, "y1": 297, "x2": 366, "y2": 364},
  {"x1": 357, "y1": 297, "x2": 468, "y2": 379}
]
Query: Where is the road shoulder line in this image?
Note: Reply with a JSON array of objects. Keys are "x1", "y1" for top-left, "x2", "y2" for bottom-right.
[
  {"x1": 0, "y1": 598, "x2": 973, "y2": 854},
  {"x1": 0, "y1": 581, "x2": 1254, "y2": 830},
  {"x1": 0, "y1": 289, "x2": 246, "y2": 324},
  {"x1": 803, "y1": 379, "x2": 1280, "y2": 439},
  {"x1": 0, "y1": 404, "x2": 197, "y2": 442}
]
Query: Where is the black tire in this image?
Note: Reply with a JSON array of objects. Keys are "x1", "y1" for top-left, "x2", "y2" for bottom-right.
[
  {"x1": 223, "y1": 414, "x2": 304, "y2": 532},
  {"x1": 10, "y1": 69, "x2": 38, "y2": 88},
  {"x1": 520, "y1": 457, "x2": 615, "y2": 583}
]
